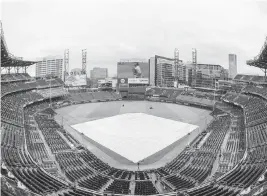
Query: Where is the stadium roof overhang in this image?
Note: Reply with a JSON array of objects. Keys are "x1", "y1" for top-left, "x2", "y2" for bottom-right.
[
  {"x1": 247, "y1": 59, "x2": 267, "y2": 69},
  {"x1": 1, "y1": 31, "x2": 36, "y2": 69},
  {"x1": 246, "y1": 37, "x2": 267, "y2": 79},
  {"x1": 1, "y1": 57, "x2": 36, "y2": 68}
]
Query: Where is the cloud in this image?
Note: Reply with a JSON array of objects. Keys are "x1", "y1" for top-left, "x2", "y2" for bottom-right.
[{"x1": 2, "y1": 0, "x2": 267, "y2": 77}]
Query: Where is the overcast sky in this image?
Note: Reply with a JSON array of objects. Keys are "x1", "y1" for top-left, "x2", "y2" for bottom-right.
[{"x1": 1, "y1": 0, "x2": 267, "y2": 77}]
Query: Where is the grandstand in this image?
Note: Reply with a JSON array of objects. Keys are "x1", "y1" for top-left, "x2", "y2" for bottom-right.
[
  {"x1": 1, "y1": 24, "x2": 267, "y2": 196},
  {"x1": 233, "y1": 74, "x2": 266, "y2": 84}
]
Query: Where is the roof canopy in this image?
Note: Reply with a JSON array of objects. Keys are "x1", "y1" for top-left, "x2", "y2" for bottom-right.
[
  {"x1": 247, "y1": 37, "x2": 267, "y2": 69},
  {"x1": 1, "y1": 22, "x2": 36, "y2": 68}
]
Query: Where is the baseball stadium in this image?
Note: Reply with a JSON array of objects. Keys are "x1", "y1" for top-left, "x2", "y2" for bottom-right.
[{"x1": 1, "y1": 22, "x2": 267, "y2": 196}]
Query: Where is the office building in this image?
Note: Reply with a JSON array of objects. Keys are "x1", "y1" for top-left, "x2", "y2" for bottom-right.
[
  {"x1": 178, "y1": 64, "x2": 186, "y2": 83},
  {"x1": 36, "y1": 56, "x2": 63, "y2": 78},
  {"x1": 229, "y1": 54, "x2": 237, "y2": 79},
  {"x1": 184, "y1": 63, "x2": 228, "y2": 88},
  {"x1": 154, "y1": 55, "x2": 175, "y2": 87}
]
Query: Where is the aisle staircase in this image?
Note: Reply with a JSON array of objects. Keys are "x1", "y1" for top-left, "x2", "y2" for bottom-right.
[
  {"x1": 100, "y1": 178, "x2": 114, "y2": 192},
  {"x1": 129, "y1": 180, "x2": 136, "y2": 195}
]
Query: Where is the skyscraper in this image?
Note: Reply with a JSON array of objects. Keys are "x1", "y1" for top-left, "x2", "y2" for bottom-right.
[
  {"x1": 36, "y1": 56, "x2": 63, "y2": 78},
  {"x1": 229, "y1": 54, "x2": 237, "y2": 79},
  {"x1": 154, "y1": 55, "x2": 175, "y2": 87}
]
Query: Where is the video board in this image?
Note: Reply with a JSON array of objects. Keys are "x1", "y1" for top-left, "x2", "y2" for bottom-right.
[{"x1": 117, "y1": 62, "x2": 149, "y2": 79}]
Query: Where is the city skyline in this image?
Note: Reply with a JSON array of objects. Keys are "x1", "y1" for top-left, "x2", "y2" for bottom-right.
[{"x1": 2, "y1": 0, "x2": 267, "y2": 77}]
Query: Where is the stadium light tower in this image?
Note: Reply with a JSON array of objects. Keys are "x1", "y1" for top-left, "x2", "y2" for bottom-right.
[
  {"x1": 82, "y1": 49, "x2": 88, "y2": 86},
  {"x1": 192, "y1": 48, "x2": 197, "y2": 65},
  {"x1": 64, "y1": 49, "x2": 69, "y2": 82},
  {"x1": 82, "y1": 49, "x2": 87, "y2": 75},
  {"x1": 50, "y1": 77, "x2": 52, "y2": 107},
  {"x1": 192, "y1": 48, "x2": 197, "y2": 87},
  {"x1": 174, "y1": 48, "x2": 179, "y2": 87}
]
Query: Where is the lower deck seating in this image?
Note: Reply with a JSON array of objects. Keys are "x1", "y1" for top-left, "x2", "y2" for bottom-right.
[
  {"x1": 106, "y1": 180, "x2": 130, "y2": 194},
  {"x1": 78, "y1": 175, "x2": 110, "y2": 191},
  {"x1": 79, "y1": 151, "x2": 111, "y2": 173},
  {"x1": 188, "y1": 185, "x2": 236, "y2": 196},
  {"x1": 165, "y1": 175, "x2": 195, "y2": 190},
  {"x1": 60, "y1": 188, "x2": 94, "y2": 196},
  {"x1": 68, "y1": 91, "x2": 120, "y2": 103},
  {"x1": 134, "y1": 181, "x2": 158, "y2": 195},
  {"x1": 219, "y1": 164, "x2": 265, "y2": 188}
]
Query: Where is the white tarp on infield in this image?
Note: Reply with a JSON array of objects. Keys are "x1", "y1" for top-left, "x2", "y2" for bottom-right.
[{"x1": 71, "y1": 113, "x2": 198, "y2": 163}]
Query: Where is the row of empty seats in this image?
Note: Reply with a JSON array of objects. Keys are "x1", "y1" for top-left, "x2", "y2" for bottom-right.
[
  {"x1": 243, "y1": 85, "x2": 267, "y2": 99},
  {"x1": 68, "y1": 91, "x2": 121, "y2": 103},
  {"x1": 213, "y1": 114, "x2": 245, "y2": 179},
  {"x1": 35, "y1": 115, "x2": 71, "y2": 153},
  {"x1": 234, "y1": 74, "x2": 266, "y2": 83},
  {"x1": 1, "y1": 78, "x2": 64, "y2": 96},
  {"x1": 37, "y1": 87, "x2": 68, "y2": 98},
  {"x1": 223, "y1": 92, "x2": 267, "y2": 126},
  {"x1": 1, "y1": 73, "x2": 31, "y2": 82},
  {"x1": 134, "y1": 181, "x2": 158, "y2": 195}
]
